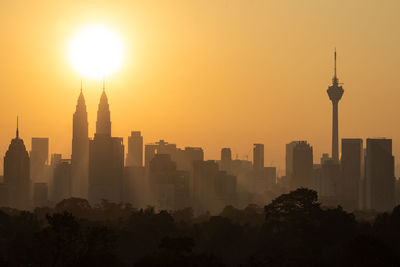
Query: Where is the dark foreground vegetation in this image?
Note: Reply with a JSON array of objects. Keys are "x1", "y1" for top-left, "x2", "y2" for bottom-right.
[{"x1": 0, "y1": 188, "x2": 399, "y2": 266}]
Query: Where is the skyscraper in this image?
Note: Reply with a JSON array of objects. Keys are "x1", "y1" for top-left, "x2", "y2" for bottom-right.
[
  {"x1": 286, "y1": 141, "x2": 313, "y2": 190},
  {"x1": 341, "y1": 138, "x2": 363, "y2": 211},
  {"x1": 220, "y1": 148, "x2": 232, "y2": 172},
  {"x1": 327, "y1": 50, "x2": 344, "y2": 162},
  {"x1": 253, "y1": 144, "x2": 264, "y2": 170},
  {"x1": 4, "y1": 119, "x2": 30, "y2": 210},
  {"x1": 126, "y1": 131, "x2": 143, "y2": 167},
  {"x1": 89, "y1": 86, "x2": 124, "y2": 204},
  {"x1": 71, "y1": 86, "x2": 89, "y2": 199},
  {"x1": 30, "y1": 137, "x2": 49, "y2": 183},
  {"x1": 365, "y1": 138, "x2": 395, "y2": 211}
]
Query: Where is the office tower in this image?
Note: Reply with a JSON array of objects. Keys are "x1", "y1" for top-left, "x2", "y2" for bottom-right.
[
  {"x1": 126, "y1": 131, "x2": 143, "y2": 167},
  {"x1": 341, "y1": 139, "x2": 363, "y2": 211},
  {"x1": 327, "y1": 50, "x2": 344, "y2": 162},
  {"x1": 365, "y1": 138, "x2": 395, "y2": 211},
  {"x1": 144, "y1": 140, "x2": 203, "y2": 171},
  {"x1": 33, "y1": 182, "x2": 48, "y2": 207},
  {"x1": 123, "y1": 165, "x2": 146, "y2": 207},
  {"x1": 51, "y1": 156, "x2": 71, "y2": 204},
  {"x1": 193, "y1": 160, "x2": 236, "y2": 214},
  {"x1": 220, "y1": 148, "x2": 232, "y2": 172},
  {"x1": 30, "y1": 137, "x2": 49, "y2": 183},
  {"x1": 144, "y1": 143, "x2": 158, "y2": 168},
  {"x1": 71, "y1": 86, "x2": 89, "y2": 199},
  {"x1": 3, "y1": 120, "x2": 30, "y2": 210},
  {"x1": 89, "y1": 88, "x2": 124, "y2": 204},
  {"x1": 253, "y1": 144, "x2": 264, "y2": 170},
  {"x1": 252, "y1": 166, "x2": 276, "y2": 195},
  {"x1": 286, "y1": 141, "x2": 313, "y2": 190},
  {"x1": 148, "y1": 154, "x2": 190, "y2": 210},
  {"x1": 320, "y1": 158, "x2": 341, "y2": 206}
]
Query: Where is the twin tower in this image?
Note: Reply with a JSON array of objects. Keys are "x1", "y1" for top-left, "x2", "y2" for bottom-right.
[{"x1": 72, "y1": 84, "x2": 124, "y2": 204}]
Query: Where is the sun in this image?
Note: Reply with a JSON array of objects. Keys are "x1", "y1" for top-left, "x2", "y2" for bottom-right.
[{"x1": 68, "y1": 25, "x2": 124, "y2": 79}]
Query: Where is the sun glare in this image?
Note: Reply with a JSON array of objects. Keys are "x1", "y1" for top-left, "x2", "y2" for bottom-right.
[{"x1": 68, "y1": 25, "x2": 124, "y2": 79}]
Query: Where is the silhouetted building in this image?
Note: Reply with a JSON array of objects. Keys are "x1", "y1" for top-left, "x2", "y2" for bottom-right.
[
  {"x1": 123, "y1": 166, "x2": 146, "y2": 207},
  {"x1": 33, "y1": 182, "x2": 48, "y2": 207},
  {"x1": 253, "y1": 144, "x2": 264, "y2": 170},
  {"x1": 89, "y1": 89, "x2": 124, "y2": 204},
  {"x1": 319, "y1": 158, "x2": 341, "y2": 206},
  {"x1": 30, "y1": 137, "x2": 49, "y2": 183},
  {"x1": 126, "y1": 131, "x2": 143, "y2": 167},
  {"x1": 286, "y1": 141, "x2": 313, "y2": 190},
  {"x1": 144, "y1": 140, "x2": 203, "y2": 172},
  {"x1": 193, "y1": 160, "x2": 236, "y2": 214},
  {"x1": 340, "y1": 138, "x2": 363, "y2": 211},
  {"x1": 148, "y1": 154, "x2": 190, "y2": 210},
  {"x1": 220, "y1": 148, "x2": 232, "y2": 172},
  {"x1": 71, "y1": 87, "x2": 89, "y2": 199},
  {"x1": 365, "y1": 138, "x2": 395, "y2": 211},
  {"x1": 4, "y1": 121, "x2": 30, "y2": 210},
  {"x1": 327, "y1": 50, "x2": 344, "y2": 162},
  {"x1": 51, "y1": 154, "x2": 71, "y2": 203}
]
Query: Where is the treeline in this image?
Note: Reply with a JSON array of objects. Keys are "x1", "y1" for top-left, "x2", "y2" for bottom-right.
[{"x1": 0, "y1": 188, "x2": 399, "y2": 266}]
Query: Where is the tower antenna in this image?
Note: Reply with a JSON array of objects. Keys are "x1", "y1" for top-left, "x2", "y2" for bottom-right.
[
  {"x1": 80, "y1": 79, "x2": 83, "y2": 93},
  {"x1": 16, "y1": 116, "x2": 19, "y2": 139},
  {"x1": 103, "y1": 78, "x2": 105, "y2": 92},
  {"x1": 334, "y1": 48, "x2": 337, "y2": 78}
]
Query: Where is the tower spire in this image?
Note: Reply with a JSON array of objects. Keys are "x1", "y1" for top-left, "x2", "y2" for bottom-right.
[
  {"x1": 16, "y1": 116, "x2": 19, "y2": 139},
  {"x1": 80, "y1": 79, "x2": 83, "y2": 93},
  {"x1": 334, "y1": 48, "x2": 337, "y2": 79},
  {"x1": 103, "y1": 78, "x2": 105, "y2": 92}
]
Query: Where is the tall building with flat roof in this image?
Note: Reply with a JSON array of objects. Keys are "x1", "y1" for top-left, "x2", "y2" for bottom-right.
[
  {"x1": 340, "y1": 138, "x2": 363, "y2": 211},
  {"x1": 365, "y1": 138, "x2": 395, "y2": 211},
  {"x1": 30, "y1": 137, "x2": 49, "y2": 183},
  {"x1": 253, "y1": 144, "x2": 264, "y2": 170},
  {"x1": 286, "y1": 141, "x2": 313, "y2": 190},
  {"x1": 126, "y1": 131, "x2": 143, "y2": 167}
]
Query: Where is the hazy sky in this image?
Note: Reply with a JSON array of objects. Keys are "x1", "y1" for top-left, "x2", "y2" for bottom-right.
[{"x1": 0, "y1": 0, "x2": 399, "y2": 174}]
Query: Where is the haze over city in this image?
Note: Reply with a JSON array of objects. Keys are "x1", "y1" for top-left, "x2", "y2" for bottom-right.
[{"x1": 1, "y1": 0, "x2": 400, "y2": 174}]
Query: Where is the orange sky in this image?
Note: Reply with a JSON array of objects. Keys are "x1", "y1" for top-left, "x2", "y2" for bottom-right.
[{"x1": 0, "y1": 0, "x2": 399, "y2": 174}]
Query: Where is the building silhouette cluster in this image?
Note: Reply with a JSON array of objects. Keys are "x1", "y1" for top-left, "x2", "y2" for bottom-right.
[{"x1": 0, "y1": 51, "x2": 398, "y2": 213}]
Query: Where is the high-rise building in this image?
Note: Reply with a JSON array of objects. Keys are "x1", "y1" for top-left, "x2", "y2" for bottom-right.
[
  {"x1": 148, "y1": 154, "x2": 190, "y2": 210},
  {"x1": 327, "y1": 50, "x2": 344, "y2": 162},
  {"x1": 193, "y1": 160, "x2": 236, "y2": 214},
  {"x1": 286, "y1": 141, "x2": 313, "y2": 190},
  {"x1": 144, "y1": 140, "x2": 203, "y2": 172},
  {"x1": 71, "y1": 87, "x2": 89, "y2": 199},
  {"x1": 30, "y1": 137, "x2": 49, "y2": 183},
  {"x1": 365, "y1": 138, "x2": 395, "y2": 211},
  {"x1": 51, "y1": 156, "x2": 71, "y2": 204},
  {"x1": 220, "y1": 148, "x2": 232, "y2": 172},
  {"x1": 340, "y1": 138, "x2": 363, "y2": 211},
  {"x1": 253, "y1": 144, "x2": 264, "y2": 170},
  {"x1": 4, "y1": 120, "x2": 30, "y2": 210},
  {"x1": 89, "y1": 88, "x2": 124, "y2": 204},
  {"x1": 126, "y1": 131, "x2": 143, "y2": 167}
]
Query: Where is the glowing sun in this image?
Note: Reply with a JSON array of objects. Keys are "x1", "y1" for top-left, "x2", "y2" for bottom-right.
[{"x1": 68, "y1": 25, "x2": 124, "y2": 79}]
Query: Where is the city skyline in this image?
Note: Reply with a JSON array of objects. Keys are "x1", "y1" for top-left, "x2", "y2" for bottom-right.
[{"x1": 1, "y1": 1, "x2": 400, "y2": 173}]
